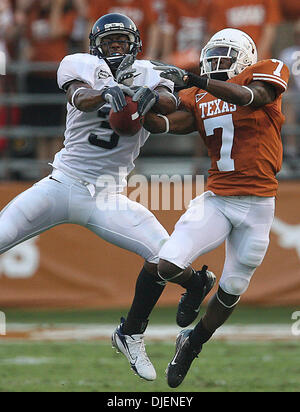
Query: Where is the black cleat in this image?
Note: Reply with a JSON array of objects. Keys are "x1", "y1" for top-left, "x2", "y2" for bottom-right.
[
  {"x1": 176, "y1": 265, "x2": 216, "y2": 327},
  {"x1": 166, "y1": 329, "x2": 201, "y2": 388}
]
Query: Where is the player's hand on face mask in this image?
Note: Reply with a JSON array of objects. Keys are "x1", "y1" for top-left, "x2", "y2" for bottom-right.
[
  {"x1": 151, "y1": 61, "x2": 188, "y2": 87},
  {"x1": 101, "y1": 85, "x2": 127, "y2": 112},
  {"x1": 131, "y1": 86, "x2": 159, "y2": 116},
  {"x1": 116, "y1": 54, "x2": 137, "y2": 86}
]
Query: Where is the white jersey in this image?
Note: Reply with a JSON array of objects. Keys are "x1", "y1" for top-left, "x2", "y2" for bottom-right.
[{"x1": 54, "y1": 53, "x2": 174, "y2": 191}]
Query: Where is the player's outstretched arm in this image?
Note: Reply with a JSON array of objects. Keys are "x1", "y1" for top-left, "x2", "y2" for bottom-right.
[
  {"x1": 129, "y1": 86, "x2": 177, "y2": 117},
  {"x1": 143, "y1": 109, "x2": 196, "y2": 135},
  {"x1": 153, "y1": 86, "x2": 178, "y2": 115},
  {"x1": 66, "y1": 80, "x2": 127, "y2": 113},
  {"x1": 66, "y1": 81, "x2": 106, "y2": 112},
  {"x1": 153, "y1": 63, "x2": 276, "y2": 108},
  {"x1": 200, "y1": 79, "x2": 276, "y2": 108}
]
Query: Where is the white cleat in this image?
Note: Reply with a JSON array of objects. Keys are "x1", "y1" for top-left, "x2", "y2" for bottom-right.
[{"x1": 111, "y1": 317, "x2": 156, "y2": 381}]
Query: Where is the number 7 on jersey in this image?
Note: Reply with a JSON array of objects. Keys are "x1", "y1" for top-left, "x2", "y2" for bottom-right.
[{"x1": 204, "y1": 114, "x2": 235, "y2": 172}]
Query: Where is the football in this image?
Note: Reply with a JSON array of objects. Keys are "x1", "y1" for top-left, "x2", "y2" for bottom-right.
[{"x1": 109, "y1": 95, "x2": 144, "y2": 136}]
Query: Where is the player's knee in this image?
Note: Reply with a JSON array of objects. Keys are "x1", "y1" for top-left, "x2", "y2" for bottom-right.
[
  {"x1": 220, "y1": 275, "x2": 250, "y2": 296},
  {"x1": 158, "y1": 259, "x2": 183, "y2": 281}
]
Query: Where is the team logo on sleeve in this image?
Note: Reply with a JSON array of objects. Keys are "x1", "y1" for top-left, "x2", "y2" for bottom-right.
[
  {"x1": 97, "y1": 69, "x2": 112, "y2": 79},
  {"x1": 195, "y1": 93, "x2": 207, "y2": 103}
]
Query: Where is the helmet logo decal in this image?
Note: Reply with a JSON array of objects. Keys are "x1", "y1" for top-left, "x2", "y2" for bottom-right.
[{"x1": 104, "y1": 23, "x2": 125, "y2": 29}]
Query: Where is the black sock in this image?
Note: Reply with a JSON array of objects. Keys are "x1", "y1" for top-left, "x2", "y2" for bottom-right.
[
  {"x1": 182, "y1": 269, "x2": 206, "y2": 291},
  {"x1": 188, "y1": 319, "x2": 214, "y2": 352},
  {"x1": 123, "y1": 267, "x2": 165, "y2": 335}
]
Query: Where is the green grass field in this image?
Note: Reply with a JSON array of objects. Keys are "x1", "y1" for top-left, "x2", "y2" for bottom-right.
[{"x1": 0, "y1": 306, "x2": 299, "y2": 393}]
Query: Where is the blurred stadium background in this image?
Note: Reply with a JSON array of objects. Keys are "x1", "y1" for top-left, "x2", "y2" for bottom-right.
[{"x1": 0, "y1": 0, "x2": 300, "y2": 393}]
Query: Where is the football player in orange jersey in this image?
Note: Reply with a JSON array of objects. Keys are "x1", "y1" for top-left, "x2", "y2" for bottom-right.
[{"x1": 144, "y1": 28, "x2": 290, "y2": 387}]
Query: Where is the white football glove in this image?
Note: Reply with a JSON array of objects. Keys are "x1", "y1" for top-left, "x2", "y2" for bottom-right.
[
  {"x1": 118, "y1": 84, "x2": 159, "y2": 116},
  {"x1": 101, "y1": 86, "x2": 127, "y2": 112},
  {"x1": 132, "y1": 86, "x2": 159, "y2": 116},
  {"x1": 115, "y1": 54, "x2": 137, "y2": 86}
]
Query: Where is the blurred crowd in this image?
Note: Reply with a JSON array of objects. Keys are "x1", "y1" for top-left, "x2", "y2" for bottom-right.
[{"x1": 0, "y1": 0, "x2": 300, "y2": 179}]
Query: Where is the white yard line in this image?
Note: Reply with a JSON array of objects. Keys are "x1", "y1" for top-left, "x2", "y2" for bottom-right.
[
  {"x1": 0, "y1": 356, "x2": 56, "y2": 365},
  {"x1": 0, "y1": 323, "x2": 298, "y2": 342}
]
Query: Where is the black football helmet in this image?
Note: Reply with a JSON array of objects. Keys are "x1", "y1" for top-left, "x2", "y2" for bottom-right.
[{"x1": 89, "y1": 13, "x2": 142, "y2": 71}]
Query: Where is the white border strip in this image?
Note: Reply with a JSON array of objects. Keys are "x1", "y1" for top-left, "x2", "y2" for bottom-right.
[
  {"x1": 253, "y1": 73, "x2": 287, "y2": 87},
  {"x1": 253, "y1": 76, "x2": 287, "y2": 90}
]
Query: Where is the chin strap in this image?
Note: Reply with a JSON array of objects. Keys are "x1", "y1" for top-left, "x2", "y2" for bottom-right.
[
  {"x1": 209, "y1": 71, "x2": 229, "y2": 81},
  {"x1": 105, "y1": 55, "x2": 126, "y2": 72}
]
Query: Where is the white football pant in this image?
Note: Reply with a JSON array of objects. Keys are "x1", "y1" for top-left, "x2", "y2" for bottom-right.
[
  {"x1": 0, "y1": 170, "x2": 169, "y2": 263},
  {"x1": 159, "y1": 191, "x2": 275, "y2": 296}
]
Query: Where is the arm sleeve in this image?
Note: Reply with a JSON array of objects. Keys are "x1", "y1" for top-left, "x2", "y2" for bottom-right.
[
  {"x1": 57, "y1": 54, "x2": 118, "y2": 92},
  {"x1": 57, "y1": 54, "x2": 96, "y2": 90},
  {"x1": 250, "y1": 59, "x2": 290, "y2": 96}
]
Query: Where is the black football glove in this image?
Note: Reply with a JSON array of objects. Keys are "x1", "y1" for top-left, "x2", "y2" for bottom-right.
[
  {"x1": 132, "y1": 86, "x2": 159, "y2": 116},
  {"x1": 152, "y1": 60, "x2": 209, "y2": 90},
  {"x1": 151, "y1": 61, "x2": 188, "y2": 87},
  {"x1": 101, "y1": 85, "x2": 127, "y2": 112}
]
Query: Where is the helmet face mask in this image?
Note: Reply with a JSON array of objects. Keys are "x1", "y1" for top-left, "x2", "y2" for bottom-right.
[
  {"x1": 89, "y1": 13, "x2": 142, "y2": 71},
  {"x1": 201, "y1": 46, "x2": 239, "y2": 80},
  {"x1": 200, "y1": 29, "x2": 257, "y2": 80},
  {"x1": 96, "y1": 34, "x2": 131, "y2": 68}
]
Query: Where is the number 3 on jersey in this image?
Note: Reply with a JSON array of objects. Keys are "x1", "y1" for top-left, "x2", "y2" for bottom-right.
[
  {"x1": 89, "y1": 108, "x2": 120, "y2": 149},
  {"x1": 204, "y1": 114, "x2": 235, "y2": 171}
]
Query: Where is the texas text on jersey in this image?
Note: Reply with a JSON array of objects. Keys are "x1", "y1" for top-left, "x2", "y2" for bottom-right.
[{"x1": 179, "y1": 58, "x2": 289, "y2": 196}]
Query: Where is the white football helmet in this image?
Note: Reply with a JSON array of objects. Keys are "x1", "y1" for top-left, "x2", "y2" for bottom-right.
[{"x1": 200, "y1": 28, "x2": 257, "y2": 80}]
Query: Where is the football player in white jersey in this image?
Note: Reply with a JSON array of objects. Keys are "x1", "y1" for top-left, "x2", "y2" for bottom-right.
[{"x1": 0, "y1": 13, "x2": 216, "y2": 381}]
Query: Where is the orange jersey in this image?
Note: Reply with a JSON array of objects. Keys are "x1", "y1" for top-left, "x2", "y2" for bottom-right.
[
  {"x1": 179, "y1": 59, "x2": 290, "y2": 197},
  {"x1": 165, "y1": 0, "x2": 210, "y2": 51},
  {"x1": 164, "y1": 0, "x2": 210, "y2": 70},
  {"x1": 208, "y1": 0, "x2": 281, "y2": 45}
]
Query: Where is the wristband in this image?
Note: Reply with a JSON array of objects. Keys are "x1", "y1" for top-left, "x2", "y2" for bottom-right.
[
  {"x1": 157, "y1": 114, "x2": 170, "y2": 134},
  {"x1": 242, "y1": 86, "x2": 255, "y2": 106},
  {"x1": 184, "y1": 72, "x2": 209, "y2": 90},
  {"x1": 71, "y1": 87, "x2": 87, "y2": 108}
]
